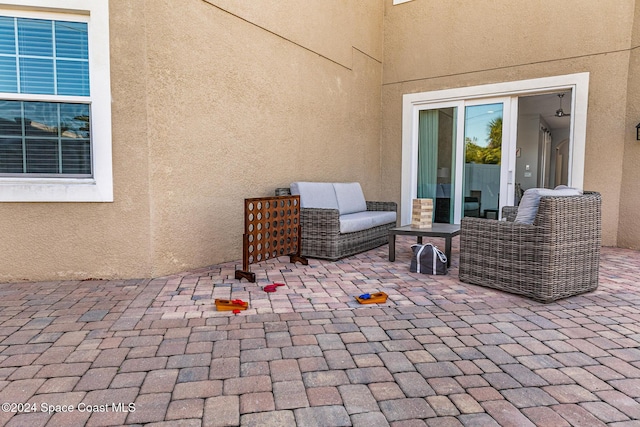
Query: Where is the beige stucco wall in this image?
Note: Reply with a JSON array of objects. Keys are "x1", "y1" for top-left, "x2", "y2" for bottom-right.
[
  {"x1": 618, "y1": 1, "x2": 640, "y2": 249},
  {"x1": 3, "y1": 0, "x2": 639, "y2": 281},
  {"x1": 0, "y1": 2, "x2": 155, "y2": 282},
  {"x1": 0, "y1": 0, "x2": 385, "y2": 281},
  {"x1": 381, "y1": 0, "x2": 636, "y2": 247},
  {"x1": 143, "y1": 0, "x2": 384, "y2": 277}
]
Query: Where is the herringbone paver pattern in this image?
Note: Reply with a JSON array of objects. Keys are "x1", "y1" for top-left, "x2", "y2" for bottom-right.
[{"x1": 0, "y1": 237, "x2": 639, "y2": 426}]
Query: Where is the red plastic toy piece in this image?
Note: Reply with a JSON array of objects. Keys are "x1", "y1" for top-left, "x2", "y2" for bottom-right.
[{"x1": 263, "y1": 283, "x2": 286, "y2": 293}]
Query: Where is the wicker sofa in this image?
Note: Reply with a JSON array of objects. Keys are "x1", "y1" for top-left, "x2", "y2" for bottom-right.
[
  {"x1": 283, "y1": 182, "x2": 397, "y2": 260},
  {"x1": 459, "y1": 191, "x2": 601, "y2": 302}
]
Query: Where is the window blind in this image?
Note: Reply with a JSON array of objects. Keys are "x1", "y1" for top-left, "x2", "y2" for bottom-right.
[{"x1": 0, "y1": 16, "x2": 91, "y2": 176}]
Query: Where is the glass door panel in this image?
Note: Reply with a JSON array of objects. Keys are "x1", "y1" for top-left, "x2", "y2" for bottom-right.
[
  {"x1": 463, "y1": 103, "x2": 503, "y2": 219},
  {"x1": 414, "y1": 97, "x2": 513, "y2": 224},
  {"x1": 417, "y1": 107, "x2": 457, "y2": 224}
]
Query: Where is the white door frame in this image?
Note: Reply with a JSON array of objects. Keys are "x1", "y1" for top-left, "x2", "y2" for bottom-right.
[{"x1": 400, "y1": 72, "x2": 589, "y2": 225}]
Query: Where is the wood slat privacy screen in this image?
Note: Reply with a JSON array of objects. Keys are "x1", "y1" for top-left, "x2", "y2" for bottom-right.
[{"x1": 235, "y1": 195, "x2": 307, "y2": 282}]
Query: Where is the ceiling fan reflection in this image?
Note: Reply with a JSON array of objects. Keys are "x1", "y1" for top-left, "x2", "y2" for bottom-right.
[{"x1": 555, "y1": 93, "x2": 570, "y2": 118}]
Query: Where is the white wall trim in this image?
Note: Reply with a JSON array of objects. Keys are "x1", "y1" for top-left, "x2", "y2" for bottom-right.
[
  {"x1": 0, "y1": 0, "x2": 112, "y2": 202},
  {"x1": 401, "y1": 72, "x2": 590, "y2": 225}
]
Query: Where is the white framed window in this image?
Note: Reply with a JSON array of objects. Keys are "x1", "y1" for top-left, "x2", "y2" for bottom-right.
[{"x1": 0, "y1": 0, "x2": 112, "y2": 202}]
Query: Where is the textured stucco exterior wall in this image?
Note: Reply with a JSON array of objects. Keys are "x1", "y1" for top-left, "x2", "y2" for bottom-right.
[
  {"x1": 2, "y1": 0, "x2": 639, "y2": 281},
  {"x1": 142, "y1": 0, "x2": 384, "y2": 276},
  {"x1": 618, "y1": 1, "x2": 640, "y2": 249},
  {"x1": 0, "y1": 0, "x2": 384, "y2": 281},
  {"x1": 380, "y1": 0, "x2": 636, "y2": 247},
  {"x1": 0, "y1": 2, "x2": 154, "y2": 281}
]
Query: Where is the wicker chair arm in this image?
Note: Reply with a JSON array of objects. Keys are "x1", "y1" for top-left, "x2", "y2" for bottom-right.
[
  {"x1": 275, "y1": 187, "x2": 291, "y2": 196},
  {"x1": 299, "y1": 207, "x2": 341, "y2": 235},
  {"x1": 502, "y1": 206, "x2": 518, "y2": 222},
  {"x1": 366, "y1": 201, "x2": 397, "y2": 212},
  {"x1": 461, "y1": 215, "x2": 539, "y2": 231},
  {"x1": 461, "y1": 216, "x2": 545, "y2": 252}
]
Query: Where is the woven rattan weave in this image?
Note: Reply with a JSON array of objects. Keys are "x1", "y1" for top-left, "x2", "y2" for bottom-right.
[
  {"x1": 299, "y1": 201, "x2": 397, "y2": 260},
  {"x1": 275, "y1": 188, "x2": 397, "y2": 260},
  {"x1": 459, "y1": 191, "x2": 601, "y2": 303}
]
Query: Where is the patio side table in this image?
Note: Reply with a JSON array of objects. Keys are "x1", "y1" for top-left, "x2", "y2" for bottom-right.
[{"x1": 388, "y1": 223, "x2": 461, "y2": 267}]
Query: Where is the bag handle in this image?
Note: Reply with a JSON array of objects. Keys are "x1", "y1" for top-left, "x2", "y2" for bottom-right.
[
  {"x1": 432, "y1": 245, "x2": 447, "y2": 264},
  {"x1": 411, "y1": 243, "x2": 448, "y2": 269},
  {"x1": 414, "y1": 245, "x2": 426, "y2": 274}
]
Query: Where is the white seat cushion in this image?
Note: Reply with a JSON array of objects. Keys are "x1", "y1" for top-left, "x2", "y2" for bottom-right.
[
  {"x1": 514, "y1": 187, "x2": 583, "y2": 224},
  {"x1": 339, "y1": 211, "x2": 397, "y2": 234},
  {"x1": 333, "y1": 182, "x2": 367, "y2": 215},
  {"x1": 290, "y1": 182, "x2": 338, "y2": 209}
]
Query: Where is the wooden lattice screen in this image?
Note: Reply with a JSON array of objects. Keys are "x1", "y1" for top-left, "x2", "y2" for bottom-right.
[{"x1": 235, "y1": 195, "x2": 308, "y2": 282}]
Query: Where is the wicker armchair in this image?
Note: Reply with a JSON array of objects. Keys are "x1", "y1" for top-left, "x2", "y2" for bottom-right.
[{"x1": 459, "y1": 191, "x2": 601, "y2": 302}]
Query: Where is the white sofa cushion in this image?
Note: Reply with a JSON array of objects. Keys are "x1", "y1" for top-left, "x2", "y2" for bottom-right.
[
  {"x1": 333, "y1": 182, "x2": 367, "y2": 215},
  {"x1": 290, "y1": 182, "x2": 338, "y2": 210},
  {"x1": 339, "y1": 211, "x2": 397, "y2": 234},
  {"x1": 514, "y1": 187, "x2": 583, "y2": 224}
]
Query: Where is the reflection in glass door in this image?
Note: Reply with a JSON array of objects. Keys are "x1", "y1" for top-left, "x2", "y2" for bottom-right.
[
  {"x1": 417, "y1": 107, "x2": 457, "y2": 223},
  {"x1": 415, "y1": 98, "x2": 512, "y2": 224},
  {"x1": 463, "y1": 103, "x2": 503, "y2": 220}
]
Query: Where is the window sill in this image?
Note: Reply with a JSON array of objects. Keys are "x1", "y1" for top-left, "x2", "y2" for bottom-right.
[{"x1": 0, "y1": 177, "x2": 113, "y2": 202}]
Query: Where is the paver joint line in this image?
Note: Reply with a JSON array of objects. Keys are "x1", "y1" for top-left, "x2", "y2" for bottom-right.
[{"x1": 0, "y1": 241, "x2": 638, "y2": 426}]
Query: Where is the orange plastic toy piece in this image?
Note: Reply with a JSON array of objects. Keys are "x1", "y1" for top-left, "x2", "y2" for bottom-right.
[
  {"x1": 215, "y1": 299, "x2": 249, "y2": 311},
  {"x1": 355, "y1": 292, "x2": 388, "y2": 304}
]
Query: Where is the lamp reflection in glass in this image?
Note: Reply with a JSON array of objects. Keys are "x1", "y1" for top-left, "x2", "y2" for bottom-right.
[{"x1": 438, "y1": 168, "x2": 450, "y2": 178}]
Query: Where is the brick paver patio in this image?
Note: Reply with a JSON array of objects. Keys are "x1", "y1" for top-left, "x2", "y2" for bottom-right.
[{"x1": 0, "y1": 236, "x2": 639, "y2": 426}]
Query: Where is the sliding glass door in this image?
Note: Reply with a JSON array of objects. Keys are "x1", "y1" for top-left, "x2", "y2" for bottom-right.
[
  {"x1": 462, "y1": 102, "x2": 504, "y2": 220},
  {"x1": 401, "y1": 73, "x2": 589, "y2": 227},
  {"x1": 414, "y1": 97, "x2": 514, "y2": 224},
  {"x1": 417, "y1": 106, "x2": 457, "y2": 224}
]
